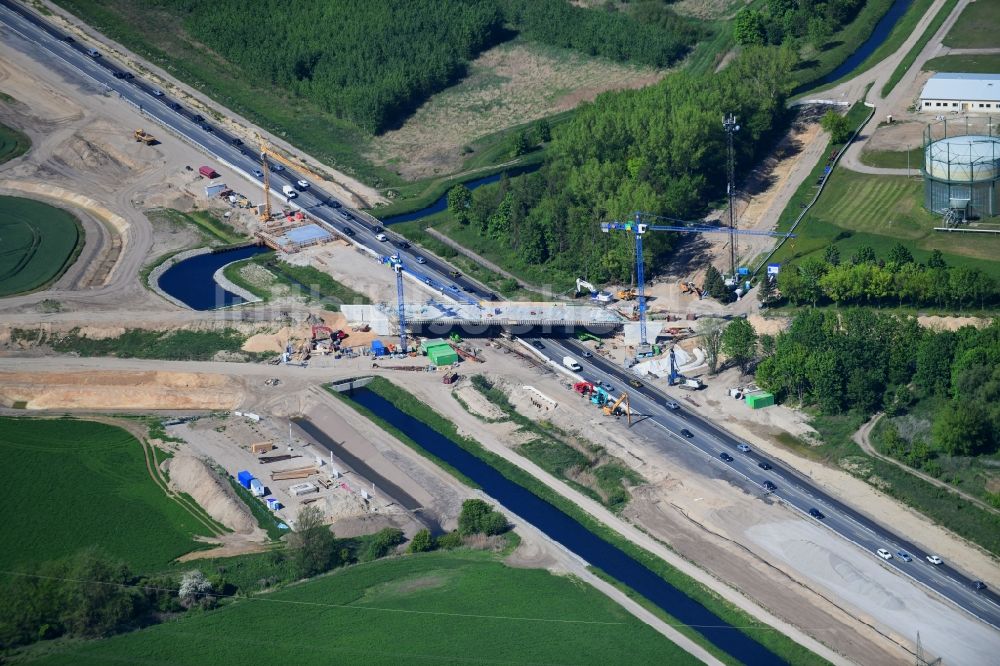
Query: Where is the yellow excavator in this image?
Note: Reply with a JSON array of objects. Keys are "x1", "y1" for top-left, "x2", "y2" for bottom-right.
[
  {"x1": 617, "y1": 288, "x2": 637, "y2": 301},
  {"x1": 133, "y1": 129, "x2": 157, "y2": 145},
  {"x1": 602, "y1": 392, "x2": 632, "y2": 425}
]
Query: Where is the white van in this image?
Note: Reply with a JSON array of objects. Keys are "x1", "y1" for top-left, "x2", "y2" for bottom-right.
[
  {"x1": 281, "y1": 184, "x2": 297, "y2": 199},
  {"x1": 562, "y1": 356, "x2": 582, "y2": 371},
  {"x1": 87, "y1": 48, "x2": 100, "y2": 58}
]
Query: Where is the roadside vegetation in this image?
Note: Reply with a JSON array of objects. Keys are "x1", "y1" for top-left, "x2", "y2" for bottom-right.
[
  {"x1": 146, "y1": 208, "x2": 246, "y2": 245},
  {"x1": 335, "y1": 377, "x2": 825, "y2": 666},
  {"x1": 13, "y1": 550, "x2": 693, "y2": 666},
  {"x1": 880, "y1": 0, "x2": 958, "y2": 96},
  {"x1": 0, "y1": 121, "x2": 30, "y2": 164},
  {"x1": 747, "y1": 311, "x2": 1000, "y2": 556},
  {"x1": 470, "y1": 375, "x2": 643, "y2": 511},
  {"x1": 0, "y1": 196, "x2": 84, "y2": 297},
  {"x1": 9, "y1": 327, "x2": 267, "y2": 361}
]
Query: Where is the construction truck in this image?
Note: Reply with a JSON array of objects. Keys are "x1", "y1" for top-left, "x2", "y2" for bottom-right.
[
  {"x1": 617, "y1": 288, "x2": 637, "y2": 301},
  {"x1": 133, "y1": 129, "x2": 157, "y2": 145},
  {"x1": 602, "y1": 393, "x2": 632, "y2": 425}
]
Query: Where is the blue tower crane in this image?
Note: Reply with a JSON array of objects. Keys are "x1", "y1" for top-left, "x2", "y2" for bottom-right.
[
  {"x1": 387, "y1": 254, "x2": 408, "y2": 353},
  {"x1": 600, "y1": 212, "x2": 795, "y2": 351}
]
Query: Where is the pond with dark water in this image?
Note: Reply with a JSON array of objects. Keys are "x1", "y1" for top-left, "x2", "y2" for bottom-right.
[{"x1": 157, "y1": 245, "x2": 270, "y2": 311}]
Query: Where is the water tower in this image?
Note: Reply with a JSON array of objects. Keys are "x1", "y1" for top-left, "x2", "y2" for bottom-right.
[{"x1": 922, "y1": 117, "x2": 1000, "y2": 223}]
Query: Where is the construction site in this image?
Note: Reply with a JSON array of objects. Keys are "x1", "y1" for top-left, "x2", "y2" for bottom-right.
[{"x1": 1, "y1": 2, "x2": 999, "y2": 665}]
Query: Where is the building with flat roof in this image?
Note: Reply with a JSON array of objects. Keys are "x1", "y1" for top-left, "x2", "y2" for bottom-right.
[{"x1": 919, "y1": 73, "x2": 1000, "y2": 113}]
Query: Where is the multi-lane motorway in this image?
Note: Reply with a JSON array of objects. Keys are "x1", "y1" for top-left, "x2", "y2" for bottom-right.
[{"x1": 3, "y1": 0, "x2": 999, "y2": 635}]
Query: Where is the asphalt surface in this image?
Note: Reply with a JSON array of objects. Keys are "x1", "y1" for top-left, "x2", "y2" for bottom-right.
[{"x1": 4, "y1": 0, "x2": 999, "y2": 635}]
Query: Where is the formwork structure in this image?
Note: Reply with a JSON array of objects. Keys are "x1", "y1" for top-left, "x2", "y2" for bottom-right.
[
  {"x1": 922, "y1": 117, "x2": 1000, "y2": 223},
  {"x1": 257, "y1": 222, "x2": 334, "y2": 252}
]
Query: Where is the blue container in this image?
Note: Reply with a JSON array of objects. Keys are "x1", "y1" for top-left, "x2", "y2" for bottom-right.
[
  {"x1": 237, "y1": 470, "x2": 254, "y2": 489},
  {"x1": 371, "y1": 340, "x2": 386, "y2": 357}
]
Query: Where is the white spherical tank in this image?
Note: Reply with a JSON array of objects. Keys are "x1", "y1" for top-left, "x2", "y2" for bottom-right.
[{"x1": 924, "y1": 135, "x2": 1000, "y2": 182}]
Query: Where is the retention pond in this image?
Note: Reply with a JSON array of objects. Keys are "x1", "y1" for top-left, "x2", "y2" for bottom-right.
[
  {"x1": 157, "y1": 245, "x2": 269, "y2": 310},
  {"x1": 347, "y1": 385, "x2": 787, "y2": 665}
]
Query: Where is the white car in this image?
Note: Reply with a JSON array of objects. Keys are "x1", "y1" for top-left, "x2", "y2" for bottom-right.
[
  {"x1": 375, "y1": 233, "x2": 388, "y2": 241},
  {"x1": 876, "y1": 548, "x2": 893, "y2": 560},
  {"x1": 152, "y1": 89, "x2": 164, "y2": 97},
  {"x1": 414, "y1": 256, "x2": 426, "y2": 264},
  {"x1": 296, "y1": 179, "x2": 309, "y2": 189},
  {"x1": 926, "y1": 555, "x2": 943, "y2": 565},
  {"x1": 665, "y1": 400, "x2": 680, "y2": 411},
  {"x1": 736, "y1": 443, "x2": 751, "y2": 453}
]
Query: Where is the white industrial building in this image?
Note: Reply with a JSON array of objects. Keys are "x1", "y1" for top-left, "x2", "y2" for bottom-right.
[{"x1": 919, "y1": 73, "x2": 1000, "y2": 113}]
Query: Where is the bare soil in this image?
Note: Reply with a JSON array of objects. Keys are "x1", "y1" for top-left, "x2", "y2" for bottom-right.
[
  {"x1": 368, "y1": 41, "x2": 663, "y2": 179},
  {"x1": 166, "y1": 454, "x2": 258, "y2": 534}
]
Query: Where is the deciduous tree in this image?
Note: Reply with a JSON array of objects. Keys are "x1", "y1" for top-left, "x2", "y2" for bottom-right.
[{"x1": 721, "y1": 318, "x2": 758, "y2": 375}]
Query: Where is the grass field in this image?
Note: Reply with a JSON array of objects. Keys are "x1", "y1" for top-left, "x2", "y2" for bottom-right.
[
  {"x1": 0, "y1": 417, "x2": 210, "y2": 572},
  {"x1": 859, "y1": 146, "x2": 924, "y2": 169},
  {"x1": 773, "y1": 169, "x2": 1000, "y2": 278},
  {"x1": 0, "y1": 196, "x2": 83, "y2": 297},
  {"x1": 146, "y1": 208, "x2": 246, "y2": 245},
  {"x1": 0, "y1": 121, "x2": 30, "y2": 164},
  {"x1": 11, "y1": 328, "x2": 266, "y2": 362},
  {"x1": 880, "y1": 0, "x2": 958, "y2": 96},
  {"x1": 942, "y1": 0, "x2": 1000, "y2": 49},
  {"x1": 924, "y1": 53, "x2": 1000, "y2": 75},
  {"x1": 22, "y1": 551, "x2": 696, "y2": 665}
]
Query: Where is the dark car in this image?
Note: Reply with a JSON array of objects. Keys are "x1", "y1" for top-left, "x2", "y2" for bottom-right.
[
  {"x1": 680, "y1": 428, "x2": 693, "y2": 438},
  {"x1": 169, "y1": 102, "x2": 182, "y2": 111},
  {"x1": 462, "y1": 285, "x2": 474, "y2": 293},
  {"x1": 531, "y1": 341, "x2": 545, "y2": 350},
  {"x1": 449, "y1": 270, "x2": 461, "y2": 278},
  {"x1": 200, "y1": 123, "x2": 213, "y2": 132},
  {"x1": 372, "y1": 226, "x2": 385, "y2": 235},
  {"x1": 758, "y1": 461, "x2": 772, "y2": 470},
  {"x1": 719, "y1": 452, "x2": 734, "y2": 462},
  {"x1": 123, "y1": 72, "x2": 134, "y2": 80},
  {"x1": 231, "y1": 137, "x2": 243, "y2": 146},
  {"x1": 112, "y1": 71, "x2": 126, "y2": 79},
  {"x1": 762, "y1": 481, "x2": 777, "y2": 492},
  {"x1": 394, "y1": 240, "x2": 411, "y2": 249},
  {"x1": 239, "y1": 148, "x2": 249, "y2": 156},
  {"x1": 488, "y1": 292, "x2": 499, "y2": 301},
  {"x1": 329, "y1": 200, "x2": 342, "y2": 208},
  {"x1": 192, "y1": 113, "x2": 205, "y2": 122},
  {"x1": 63, "y1": 35, "x2": 75, "y2": 42},
  {"x1": 808, "y1": 508, "x2": 825, "y2": 519},
  {"x1": 341, "y1": 226, "x2": 355, "y2": 237},
  {"x1": 629, "y1": 379, "x2": 643, "y2": 388},
  {"x1": 974, "y1": 581, "x2": 988, "y2": 591}
]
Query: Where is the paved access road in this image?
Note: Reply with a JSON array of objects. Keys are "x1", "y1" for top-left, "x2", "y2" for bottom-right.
[
  {"x1": 523, "y1": 334, "x2": 1000, "y2": 630},
  {"x1": 4, "y1": 0, "x2": 999, "y2": 635}
]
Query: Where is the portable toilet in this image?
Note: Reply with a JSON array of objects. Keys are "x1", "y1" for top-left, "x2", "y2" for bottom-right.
[
  {"x1": 371, "y1": 340, "x2": 386, "y2": 357},
  {"x1": 237, "y1": 470, "x2": 254, "y2": 489},
  {"x1": 266, "y1": 498, "x2": 282, "y2": 511},
  {"x1": 250, "y1": 478, "x2": 266, "y2": 497}
]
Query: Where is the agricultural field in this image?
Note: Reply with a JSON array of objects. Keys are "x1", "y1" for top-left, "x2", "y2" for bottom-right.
[
  {"x1": 0, "y1": 417, "x2": 211, "y2": 572},
  {"x1": 0, "y1": 196, "x2": 82, "y2": 297},
  {"x1": 22, "y1": 551, "x2": 695, "y2": 666},
  {"x1": 773, "y1": 170, "x2": 1000, "y2": 279},
  {"x1": 0, "y1": 121, "x2": 30, "y2": 164},
  {"x1": 924, "y1": 53, "x2": 1000, "y2": 75},
  {"x1": 942, "y1": 0, "x2": 1000, "y2": 49}
]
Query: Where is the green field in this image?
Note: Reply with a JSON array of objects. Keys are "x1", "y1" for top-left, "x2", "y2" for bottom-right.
[
  {"x1": 924, "y1": 53, "x2": 1000, "y2": 75},
  {"x1": 942, "y1": 0, "x2": 999, "y2": 49},
  {"x1": 881, "y1": 0, "x2": 958, "y2": 96},
  {"x1": 0, "y1": 121, "x2": 30, "y2": 164},
  {"x1": 859, "y1": 145, "x2": 924, "y2": 169},
  {"x1": 22, "y1": 551, "x2": 696, "y2": 666},
  {"x1": 773, "y1": 169, "x2": 1000, "y2": 280},
  {"x1": 146, "y1": 208, "x2": 246, "y2": 245},
  {"x1": 0, "y1": 196, "x2": 83, "y2": 297},
  {"x1": 0, "y1": 418, "x2": 210, "y2": 572},
  {"x1": 10, "y1": 327, "x2": 266, "y2": 361}
]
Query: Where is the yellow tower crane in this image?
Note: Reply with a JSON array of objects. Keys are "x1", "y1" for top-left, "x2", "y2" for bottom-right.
[{"x1": 256, "y1": 135, "x2": 331, "y2": 224}]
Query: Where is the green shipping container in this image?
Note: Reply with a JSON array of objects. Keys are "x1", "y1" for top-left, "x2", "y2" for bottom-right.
[
  {"x1": 745, "y1": 392, "x2": 775, "y2": 409},
  {"x1": 420, "y1": 338, "x2": 450, "y2": 354},
  {"x1": 428, "y1": 346, "x2": 459, "y2": 366}
]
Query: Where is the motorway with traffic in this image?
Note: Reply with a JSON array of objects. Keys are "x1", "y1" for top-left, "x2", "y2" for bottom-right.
[{"x1": 3, "y1": 0, "x2": 999, "y2": 637}]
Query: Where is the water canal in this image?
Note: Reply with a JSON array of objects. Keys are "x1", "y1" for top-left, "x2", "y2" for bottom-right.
[
  {"x1": 811, "y1": 0, "x2": 913, "y2": 88},
  {"x1": 157, "y1": 244, "x2": 269, "y2": 310}
]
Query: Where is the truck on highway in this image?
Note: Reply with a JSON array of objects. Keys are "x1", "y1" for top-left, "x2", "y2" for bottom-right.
[
  {"x1": 281, "y1": 184, "x2": 298, "y2": 199},
  {"x1": 563, "y1": 356, "x2": 582, "y2": 371}
]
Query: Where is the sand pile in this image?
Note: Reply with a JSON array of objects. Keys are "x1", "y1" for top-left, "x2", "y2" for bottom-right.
[
  {"x1": 0, "y1": 370, "x2": 244, "y2": 410},
  {"x1": 322, "y1": 489, "x2": 372, "y2": 522},
  {"x1": 167, "y1": 455, "x2": 257, "y2": 534}
]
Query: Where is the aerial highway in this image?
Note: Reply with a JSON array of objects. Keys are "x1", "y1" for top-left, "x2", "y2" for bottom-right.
[{"x1": 2, "y1": 0, "x2": 998, "y2": 636}]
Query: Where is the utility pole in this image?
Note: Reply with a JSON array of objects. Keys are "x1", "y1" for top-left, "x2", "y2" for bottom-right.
[{"x1": 723, "y1": 114, "x2": 740, "y2": 279}]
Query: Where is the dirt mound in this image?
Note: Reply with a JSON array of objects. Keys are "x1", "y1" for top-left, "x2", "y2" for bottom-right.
[
  {"x1": 166, "y1": 455, "x2": 257, "y2": 535},
  {"x1": 0, "y1": 370, "x2": 244, "y2": 410}
]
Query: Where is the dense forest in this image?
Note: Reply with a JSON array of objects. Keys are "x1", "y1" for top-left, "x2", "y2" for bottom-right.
[
  {"x1": 448, "y1": 46, "x2": 797, "y2": 283},
  {"x1": 770, "y1": 244, "x2": 999, "y2": 308},
  {"x1": 735, "y1": 0, "x2": 867, "y2": 48},
  {"x1": 755, "y1": 311, "x2": 1000, "y2": 458},
  {"x1": 155, "y1": 0, "x2": 699, "y2": 133}
]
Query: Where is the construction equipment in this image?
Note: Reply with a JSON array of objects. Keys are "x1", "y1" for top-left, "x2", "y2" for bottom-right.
[
  {"x1": 133, "y1": 129, "x2": 157, "y2": 145},
  {"x1": 601, "y1": 214, "x2": 794, "y2": 351},
  {"x1": 575, "y1": 331, "x2": 604, "y2": 348},
  {"x1": 617, "y1": 288, "x2": 637, "y2": 301},
  {"x1": 603, "y1": 392, "x2": 633, "y2": 425},
  {"x1": 442, "y1": 372, "x2": 459, "y2": 385},
  {"x1": 256, "y1": 135, "x2": 330, "y2": 223},
  {"x1": 573, "y1": 381, "x2": 595, "y2": 395},
  {"x1": 590, "y1": 386, "x2": 611, "y2": 406},
  {"x1": 386, "y1": 254, "x2": 408, "y2": 353},
  {"x1": 311, "y1": 325, "x2": 334, "y2": 341},
  {"x1": 667, "y1": 346, "x2": 704, "y2": 390},
  {"x1": 576, "y1": 277, "x2": 613, "y2": 303},
  {"x1": 450, "y1": 344, "x2": 483, "y2": 363}
]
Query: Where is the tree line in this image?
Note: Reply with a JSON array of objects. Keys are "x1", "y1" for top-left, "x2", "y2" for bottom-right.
[
  {"x1": 767, "y1": 244, "x2": 999, "y2": 309},
  {"x1": 752, "y1": 310, "x2": 1000, "y2": 457},
  {"x1": 735, "y1": 0, "x2": 867, "y2": 49},
  {"x1": 447, "y1": 46, "x2": 797, "y2": 283},
  {"x1": 157, "y1": 0, "x2": 699, "y2": 134}
]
